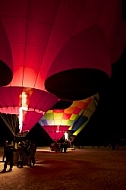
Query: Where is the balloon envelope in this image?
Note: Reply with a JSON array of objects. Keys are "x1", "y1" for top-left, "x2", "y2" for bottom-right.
[
  {"x1": 0, "y1": 87, "x2": 58, "y2": 133},
  {"x1": 39, "y1": 93, "x2": 99, "y2": 141},
  {"x1": 0, "y1": 0, "x2": 125, "y2": 135}
]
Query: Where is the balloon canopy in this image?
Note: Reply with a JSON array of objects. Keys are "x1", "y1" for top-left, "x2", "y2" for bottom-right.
[
  {"x1": 39, "y1": 93, "x2": 99, "y2": 141},
  {"x1": 0, "y1": 0, "x2": 126, "y2": 135},
  {"x1": 0, "y1": 86, "x2": 58, "y2": 133}
]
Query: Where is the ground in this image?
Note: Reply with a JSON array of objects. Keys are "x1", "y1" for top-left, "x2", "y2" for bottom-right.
[{"x1": 0, "y1": 146, "x2": 126, "y2": 190}]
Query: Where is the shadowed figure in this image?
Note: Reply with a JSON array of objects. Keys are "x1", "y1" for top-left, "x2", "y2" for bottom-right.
[{"x1": 2, "y1": 141, "x2": 15, "y2": 172}]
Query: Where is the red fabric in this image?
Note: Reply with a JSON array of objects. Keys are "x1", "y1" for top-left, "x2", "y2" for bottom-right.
[{"x1": 42, "y1": 125, "x2": 70, "y2": 141}]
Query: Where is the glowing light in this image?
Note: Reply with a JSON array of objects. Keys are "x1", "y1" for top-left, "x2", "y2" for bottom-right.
[
  {"x1": 56, "y1": 125, "x2": 59, "y2": 133},
  {"x1": 19, "y1": 91, "x2": 28, "y2": 133},
  {"x1": 64, "y1": 132, "x2": 68, "y2": 140}
]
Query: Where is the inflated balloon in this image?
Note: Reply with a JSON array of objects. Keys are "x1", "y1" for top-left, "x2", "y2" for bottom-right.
[
  {"x1": 39, "y1": 93, "x2": 99, "y2": 141},
  {"x1": 0, "y1": 87, "x2": 58, "y2": 133},
  {"x1": 45, "y1": 0, "x2": 126, "y2": 100},
  {"x1": 0, "y1": 0, "x2": 125, "y2": 135}
]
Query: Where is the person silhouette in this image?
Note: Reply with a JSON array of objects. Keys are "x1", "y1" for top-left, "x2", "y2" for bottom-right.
[{"x1": 2, "y1": 140, "x2": 14, "y2": 172}]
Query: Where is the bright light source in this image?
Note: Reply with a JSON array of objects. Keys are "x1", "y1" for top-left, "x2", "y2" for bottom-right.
[
  {"x1": 64, "y1": 132, "x2": 68, "y2": 140},
  {"x1": 19, "y1": 91, "x2": 29, "y2": 133}
]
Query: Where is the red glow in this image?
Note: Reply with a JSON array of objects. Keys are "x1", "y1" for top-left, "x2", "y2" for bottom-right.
[{"x1": 42, "y1": 125, "x2": 70, "y2": 141}]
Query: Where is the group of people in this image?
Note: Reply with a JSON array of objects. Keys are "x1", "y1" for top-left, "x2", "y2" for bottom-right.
[
  {"x1": 2, "y1": 139, "x2": 37, "y2": 172},
  {"x1": 50, "y1": 140, "x2": 69, "y2": 152},
  {"x1": 16, "y1": 140, "x2": 37, "y2": 168}
]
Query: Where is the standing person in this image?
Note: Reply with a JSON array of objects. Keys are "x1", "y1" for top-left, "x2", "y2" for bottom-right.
[
  {"x1": 17, "y1": 141, "x2": 24, "y2": 167},
  {"x1": 27, "y1": 140, "x2": 36, "y2": 167},
  {"x1": 2, "y1": 140, "x2": 14, "y2": 172},
  {"x1": 24, "y1": 140, "x2": 32, "y2": 167},
  {"x1": 63, "y1": 141, "x2": 68, "y2": 153},
  {"x1": 30, "y1": 141, "x2": 36, "y2": 166},
  {"x1": 60, "y1": 142, "x2": 63, "y2": 153},
  {"x1": 17, "y1": 152, "x2": 23, "y2": 168},
  {"x1": 2, "y1": 140, "x2": 8, "y2": 161}
]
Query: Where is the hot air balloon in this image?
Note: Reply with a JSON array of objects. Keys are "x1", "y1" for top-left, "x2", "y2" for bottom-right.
[
  {"x1": 39, "y1": 93, "x2": 99, "y2": 141},
  {"x1": 0, "y1": 0, "x2": 60, "y2": 135},
  {"x1": 0, "y1": 87, "x2": 58, "y2": 135},
  {"x1": 45, "y1": 0, "x2": 126, "y2": 100},
  {"x1": 0, "y1": 0, "x2": 126, "y2": 138}
]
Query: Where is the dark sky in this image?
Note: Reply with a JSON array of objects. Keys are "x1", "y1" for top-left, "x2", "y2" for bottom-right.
[{"x1": 75, "y1": 47, "x2": 126, "y2": 145}]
